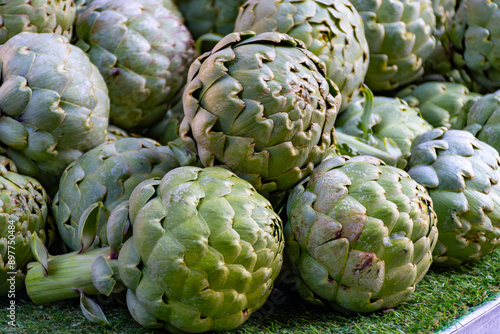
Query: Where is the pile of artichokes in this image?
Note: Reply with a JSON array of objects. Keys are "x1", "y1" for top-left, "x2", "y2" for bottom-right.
[{"x1": 0, "y1": 0, "x2": 499, "y2": 332}]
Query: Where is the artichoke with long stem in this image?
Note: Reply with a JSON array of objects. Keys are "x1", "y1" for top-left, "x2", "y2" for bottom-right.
[
  {"x1": 52, "y1": 137, "x2": 198, "y2": 251},
  {"x1": 26, "y1": 167, "x2": 284, "y2": 332}
]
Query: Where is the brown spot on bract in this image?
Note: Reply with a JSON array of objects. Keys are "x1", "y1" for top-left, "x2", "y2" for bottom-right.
[{"x1": 353, "y1": 253, "x2": 376, "y2": 273}]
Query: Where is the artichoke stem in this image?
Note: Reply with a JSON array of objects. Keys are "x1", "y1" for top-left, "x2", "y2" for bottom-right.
[
  {"x1": 336, "y1": 132, "x2": 399, "y2": 166},
  {"x1": 359, "y1": 85, "x2": 375, "y2": 140},
  {"x1": 25, "y1": 247, "x2": 120, "y2": 305}
]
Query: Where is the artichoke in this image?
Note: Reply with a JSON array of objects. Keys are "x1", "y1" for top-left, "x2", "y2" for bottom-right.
[
  {"x1": 27, "y1": 167, "x2": 284, "y2": 332},
  {"x1": 52, "y1": 137, "x2": 198, "y2": 251},
  {"x1": 407, "y1": 128, "x2": 500, "y2": 266},
  {"x1": 397, "y1": 82, "x2": 481, "y2": 128},
  {"x1": 75, "y1": 0, "x2": 197, "y2": 132},
  {"x1": 234, "y1": 0, "x2": 370, "y2": 108},
  {"x1": 0, "y1": 32, "x2": 110, "y2": 194},
  {"x1": 0, "y1": 0, "x2": 76, "y2": 43},
  {"x1": 179, "y1": 31, "x2": 341, "y2": 198},
  {"x1": 335, "y1": 92, "x2": 432, "y2": 168},
  {"x1": 285, "y1": 155, "x2": 438, "y2": 313},
  {"x1": 176, "y1": 0, "x2": 246, "y2": 39},
  {"x1": 0, "y1": 155, "x2": 51, "y2": 295},
  {"x1": 447, "y1": 0, "x2": 500, "y2": 93},
  {"x1": 454, "y1": 90, "x2": 500, "y2": 153},
  {"x1": 349, "y1": 0, "x2": 436, "y2": 91}
]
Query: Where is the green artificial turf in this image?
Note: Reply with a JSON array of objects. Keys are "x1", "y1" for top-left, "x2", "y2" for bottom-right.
[{"x1": 1, "y1": 248, "x2": 499, "y2": 334}]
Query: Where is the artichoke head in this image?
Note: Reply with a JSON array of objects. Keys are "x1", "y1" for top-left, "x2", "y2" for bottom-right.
[
  {"x1": 52, "y1": 137, "x2": 199, "y2": 251},
  {"x1": 0, "y1": 32, "x2": 110, "y2": 194},
  {"x1": 0, "y1": 0, "x2": 76, "y2": 43},
  {"x1": 285, "y1": 155, "x2": 438, "y2": 313},
  {"x1": 335, "y1": 94, "x2": 432, "y2": 168},
  {"x1": 120, "y1": 167, "x2": 284, "y2": 331},
  {"x1": 234, "y1": 0, "x2": 370, "y2": 108},
  {"x1": 179, "y1": 31, "x2": 341, "y2": 198},
  {"x1": 408, "y1": 128, "x2": 500, "y2": 266},
  {"x1": 75, "y1": 0, "x2": 197, "y2": 132},
  {"x1": 27, "y1": 167, "x2": 285, "y2": 332},
  {"x1": 350, "y1": 0, "x2": 437, "y2": 91},
  {"x1": 0, "y1": 155, "x2": 50, "y2": 295}
]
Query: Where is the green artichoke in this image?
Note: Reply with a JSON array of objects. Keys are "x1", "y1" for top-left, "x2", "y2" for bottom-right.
[
  {"x1": 75, "y1": 0, "x2": 197, "y2": 132},
  {"x1": 335, "y1": 93, "x2": 432, "y2": 168},
  {"x1": 27, "y1": 167, "x2": 284, "y2": 332},
  {"x1": 447, "y1": 0, "x2": 500, "y2": 93},
  {"x1": 0, "y1": 32, "x2": 110, "y2": 194},
  {"x1": 176, "y1": 0, "x2": 246, "y2": 39},
  {"x1": 397, "y1": 82, "x2": 481, "y2": 128},
  {"x1": 0, "y1": 0, "x2": 76, "y2": 43},
  {"x1": 179, "y1": 31, "x2": 341, "y2": 198},
  {"x1": 0, "y1": 155, "x2": 51, "y2": 295},
  {"x1": 407, "y1": 128, "x2": 500, "y2": 266},
  {"x1": 52, "y1": 137, "x2": 198, "y2": 251},
  {"x1": 349, "y1": 0, "x2": 436, "y2": 91},
  {"x1": 454, "y1": 90, "x2": 500, "y2": 153},
  {"x1": 234, "y1": 0, "x2": 370, "y2": 108},
  {"x1": 285, "y1": 155, "x2": 438, "y2": 313}
]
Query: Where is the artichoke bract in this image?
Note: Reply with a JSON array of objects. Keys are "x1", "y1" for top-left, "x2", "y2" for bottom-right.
[
  {"x1": 407, "y1": 128, "x2": 500, "y2": 266},
  {"x1": 397, "y1": 82, "x2": 481, "y2": 128},
  {"x1": 0, "y1": 155, "x2": 51, "y2": 296},
  {"x1": 0, "y1": 0, "x2": 76, "y2": 43},
  {"x1": 177, "y1": 0, "x2": 246, "y2": 39},
  {"x1": 234, "y1": 0, "x2": 370, "y2": 108},
  {"x1": 104, "y1": 125, "x2": 133, "y2": 142},
  {"x1": 26, "y1": 167, "x2": 285, "y2": 333},
  {"x1": 75, "y1": 0, "x2": 197, "y2": 132},
  {"x1": 350, "y1": 0, "x2": 436, "y2": 92},
  {"x1": 453, "y1": 90, "x2": 500, "y2": 153},
  {"x1": 335, "y1": 94, "x2": 432, "y2": 168},
  {"x1": 447, "y1": 0, "x2": 500, "y2": 93},
  {"x1": 53, "y1": 137, "x2": 198, "y2": 251},
  {"x1": 179, "y1": 31, "x2": 341, "y2": 198},
  {"x1": 0, "y1": 32, "x2": 110, "y2": 194},
  {"x1": 432, "y1": 0, "x2": 456, "y2": 36},
  {"x1": 161, "y1": 0, "x2": 183, "y2": 19},
  {"x1": 285, "y1": 155, "x2": 438, "y2": 313}
]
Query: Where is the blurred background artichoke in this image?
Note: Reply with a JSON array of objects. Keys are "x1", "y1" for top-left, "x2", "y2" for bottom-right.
[{"x1": 75, "y1": 0, "x2": 198, "y2": 132}]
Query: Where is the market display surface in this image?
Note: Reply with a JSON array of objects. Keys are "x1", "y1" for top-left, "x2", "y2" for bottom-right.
[{"x1": 1, "y1": 0, "x2": 500, "y2": 333}]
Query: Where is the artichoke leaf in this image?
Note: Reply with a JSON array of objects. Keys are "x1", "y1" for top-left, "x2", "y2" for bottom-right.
[
  {"x1": 78, "y1": 290, "x2": 110, "y2": 326},
  {"x1": 30, "y1": 233, "x2": 49, "y2": 276}
]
